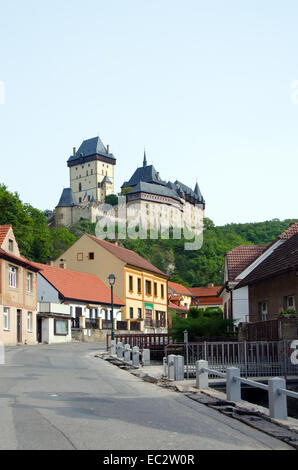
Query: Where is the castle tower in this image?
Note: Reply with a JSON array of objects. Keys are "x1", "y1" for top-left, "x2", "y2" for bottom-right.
[{"x1": 67, "y1": 136, "x2": 116, "y2": 205}]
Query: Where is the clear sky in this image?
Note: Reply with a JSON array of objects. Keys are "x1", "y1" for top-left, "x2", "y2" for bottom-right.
[{"x1": 0, "y1": 0, "x2": 298, "y2": 226}]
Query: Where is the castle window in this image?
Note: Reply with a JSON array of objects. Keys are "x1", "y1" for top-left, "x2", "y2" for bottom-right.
[
  {"x1": 79, "y1": 183, "x2": 82, "y2": 192},
  {"x1": 86, "y1": 171, "x2": 88, "y2": 176},
  {"x1": 91, "y1": 169, "x2": 93, "y2": 175},
  {"x1": 79, "y1": 197, "x2": 82, "y2": 203},
  {"x1": 88, "y1": 195, "x2": 90, "y2": 201}
]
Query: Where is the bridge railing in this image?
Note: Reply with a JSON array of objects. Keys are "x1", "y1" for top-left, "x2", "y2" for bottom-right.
[{"x1": 196, "y1": 360, "x2": 298, "y2": 420}]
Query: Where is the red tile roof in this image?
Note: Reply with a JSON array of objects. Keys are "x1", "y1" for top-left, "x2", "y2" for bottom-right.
[
  {"x1": 194, "y1": 296, "x2": 223, "y2": 306},
  {"x1": 168, "y1": 301, "x2": 189, "y2": 312},
  {"x1": 168, "y1": 281, "x2": 193, "y2": 296},
  {"x1": 0, "y1": 225, "x2": 11, "y2": 246},
  {"x1": 0, "y1": 248, "x2": 40, "y2": 271},
  {"x1": 87, "y1": 235, "x2": 167, "y2": 277},
  {"x1": 33, "y1": 262, "x2": 124, "y2": 306},
  {"x1": 226, "y1": 245, "x2": 268, "y2": 281},
  {"x1": 189, "y1": 286, "x2": 223, "y2": 297},
  {"x1": 278, "y1": 221, "x2": 298, "y2": 240},
  {"x1": 237, "y1": 232, "x2": 298, "y2": 288}
]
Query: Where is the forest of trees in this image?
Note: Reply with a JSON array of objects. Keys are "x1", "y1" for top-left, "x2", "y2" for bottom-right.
[{"x1": 0, "y1": 183, "x2": 296, "y2": 287}]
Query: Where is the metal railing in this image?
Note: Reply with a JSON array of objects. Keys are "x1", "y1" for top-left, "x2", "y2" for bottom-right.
[
  {"x1": 196, "y1": 360, "x2": 298, "y2": 420},
  {"x1": 183, "y1": 340, "x2": 298, "y2": 378}
]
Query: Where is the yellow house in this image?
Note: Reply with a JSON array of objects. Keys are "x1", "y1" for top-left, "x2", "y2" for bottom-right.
[
  {"x1": 54, "y1": 234, "x2": 168, "y2": 331},
  {"x1": 0, "y1": 226, "x2": 39, "y2": 345}
]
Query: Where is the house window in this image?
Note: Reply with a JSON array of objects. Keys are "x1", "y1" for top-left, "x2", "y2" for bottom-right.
[
  {"x1": 129, "y1": 276, "x2": 133, "y2": 292},
  {"x1": 145, "y1": 280, "x2": 152, "y2": 295},
  {"x1": 138, "y1": 308, "x2": 142, "y2": 319},
  {"x1": 26, "y1": 272, "x2": 32, "y2": 293},
  {"x1": 79, "y1": 183, "x2": 82, "y2": 192},
  {"x1": 3, "y1": 307, "x2": 9, "y2": 330},
  {"x1": 137, "y1": 278, "x2": 142, "y2": 294},
  {"x1": 161, "y1": 284, "x2": 164, "y2": 299},
  {"x1": 287, "y1": 296, "x2": 295, "y2": 309},
  {"x1": 9, "y1": 265, "x2": 17, "y2": 288},
  {"x1": 154, "y1": 282, "x2": 157, "y2": 297},
  {"x1": 79, "y1": 197, "x2": 82, "y2": 203},
  {"x1": 77, "y1": 252, "x2": 83, "y2": 261},
  {"x1": 130, "y1": 307, "x2": 134, "y2": 319},
  {"x1": 8, "y1": 239, "x2": 13, "y2": 252},
  {"x1": 261, "y1": 302, "x2": 268, "y2": 321},
  {"x1": 27, "y1": 312, "x2": 32, "y2": 332},
  {"x1": 54, "y1": 319, "x2": 69, "y2": 336},
  {"x1": 88, "y1": 252, "x2": 95, "y2": 260}
]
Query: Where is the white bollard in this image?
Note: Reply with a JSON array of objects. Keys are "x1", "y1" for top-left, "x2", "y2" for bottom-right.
[
  {"x1": 268, "y1": 377, "x2": 288, "y2": 420},
  {"x1": 226, "y1": 367, "x2": 241, "y2": 402},
  {"x1": 116, "y1": 342, "x2": 124, "y2": 359},
  {"x1": 110, "y1": 339, "x2": 116, "y2": 355},
  {"x1": 175, "y1": 355, "x2": 184, "y2": 381},
  {"x1": 168, "y1": 355, "x2": 176, "y2": 380},
  {"x1": 196, "y1": 360, "x2": 208, "y2": 390},
  {"x1": 124, "y1": 344, "x2": 131, "y2": 362},
  {"x1": 132, "y1": 346, "x2": 140, "y2": 367},
  {"x1": 162, "y1": 357, "x2": 167, "y2": 376},
  {"x1": 143, "y1": 349, "x2": 150, "y2": 366}
]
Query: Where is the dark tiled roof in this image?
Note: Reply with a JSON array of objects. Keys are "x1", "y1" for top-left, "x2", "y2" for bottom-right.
[
  {"x1": 226, "y1": 245, "x2": 268, "y2": 281},
  {"x1": 87, "y1": 235, "x2": 168, "y2": 277},
  {"x1": 236, "y1": 232, "x2": 298, "y2": 288},
  {"x1": 126, "y1": 181, "x2": 181, "y2": 201},
  {"x1": 56, "y1": 188, "x2": 77, "y2": 208},
  {"x1": 122, "y1": 164, "x2": 164, "y2": 189},
  {"x1": 175, "y1": 180, "x2": 205, "y2": 203},
  {"x1": 102, "y1": 175, "x2": 112, "y2": 184},
  {"x1": 68, "y1": 136, "x2": 116, "y2": 163}
]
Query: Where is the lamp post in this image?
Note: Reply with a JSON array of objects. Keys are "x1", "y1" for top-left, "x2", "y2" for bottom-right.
[{"x1": 108, "y1": 274, "x2": 116, "y2": 341}]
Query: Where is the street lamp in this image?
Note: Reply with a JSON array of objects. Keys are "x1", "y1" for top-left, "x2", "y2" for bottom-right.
[{"x1": 108, "y1": 274, "x2": 116, "y2": 341}]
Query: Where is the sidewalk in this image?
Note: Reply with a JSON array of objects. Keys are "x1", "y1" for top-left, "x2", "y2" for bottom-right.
[{"x1": 97, "y1": 352, "x2": 298, "y2": 449}]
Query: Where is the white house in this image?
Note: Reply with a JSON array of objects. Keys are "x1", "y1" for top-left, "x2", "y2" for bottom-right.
[
  {"x1": 34, "y1": 262, "x2": 124, "y2": 343},
  {"x1": 219, "y1": 222, "x2": 298, "y2": 326}
]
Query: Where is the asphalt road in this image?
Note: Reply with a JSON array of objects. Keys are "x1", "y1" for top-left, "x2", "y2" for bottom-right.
[{"x1": 0, "y1": 343, "x2": 293, "y2": 450}]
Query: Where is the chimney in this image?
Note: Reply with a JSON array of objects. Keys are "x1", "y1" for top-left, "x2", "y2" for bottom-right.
[
  {"x1": 47, "y1": 260, "x2": 54, "y2": 266},
  {"x1": 73, "y1": 147, "x2": 76, "y2": 157},
  {"x1": 107, "y1": 144, "x2": 110, "y2": 154},
  {"x1": 156, "y1": 172, "x2": 160, "y2": 181},
  {"x1": 59, "y1": 259, "x2": 67, "y2": 269}
]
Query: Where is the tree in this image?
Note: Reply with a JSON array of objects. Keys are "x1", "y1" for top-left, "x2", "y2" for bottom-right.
[{"x1": 105, "y1": 194, "x2": 118, "y2": 206}]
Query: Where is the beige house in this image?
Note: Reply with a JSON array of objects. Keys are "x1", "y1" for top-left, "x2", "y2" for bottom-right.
[
  {"x1": 54, "y1": 234, "x2": 168, "y2": 331},
  {"x1": 0, "y1": 226, "x2": 39, "y2": 345}
]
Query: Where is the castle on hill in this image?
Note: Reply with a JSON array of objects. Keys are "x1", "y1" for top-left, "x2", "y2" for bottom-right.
[{"x1": 53, "y1": 136, "x2": 205, "y2": 232}]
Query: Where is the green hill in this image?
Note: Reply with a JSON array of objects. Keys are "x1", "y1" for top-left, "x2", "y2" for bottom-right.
[{"x1": 0, "y1": 183, "x2": 296, "y2": 287}]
